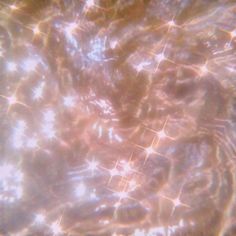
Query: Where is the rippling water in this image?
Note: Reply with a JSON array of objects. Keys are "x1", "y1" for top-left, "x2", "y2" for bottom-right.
[{"x1": 0, "y1": 0, "x2": 236, "y2": 235}]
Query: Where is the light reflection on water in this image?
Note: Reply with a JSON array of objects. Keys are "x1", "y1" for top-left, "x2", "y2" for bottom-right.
[{"x1": 0, "y1": 0, "x2": 236, "y2": 235}]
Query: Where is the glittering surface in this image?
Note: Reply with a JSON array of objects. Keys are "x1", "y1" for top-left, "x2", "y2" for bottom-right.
[{"x1": 1, "y1": 0, "x2": 236, "y2": 235}]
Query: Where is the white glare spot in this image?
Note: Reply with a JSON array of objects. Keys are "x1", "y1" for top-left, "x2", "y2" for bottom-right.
[
  {"x1": 26, "y1": 137, "x2": 38, "y2": 149},
  {"x1": 116, "y1": 191, "x2": 128, "y2": 200},
  {"x1": 10, "y1": 4, "x2": 18, "y2": 10},
  {"x1": 172, "y1": 197, "x2": 182, "y2": 207},
  {"x1": 0, "y1": 164, "x2": 23, "y2": 203},
  {"x1": 158, "y1": 130, "x2": 167, "y2": 139},
  {"x1": 8, "y1": 95, "x2": 17, "y2": 105},
  {"x1": 50, "y1": 221, "x2": 62, "y2": 235},
  {"x1": 90, "y1": 189, "x2": 97, "y2": 199},
  {"x1": 86, "y1": 0, "x2": 95, "y2": 8},
  {"x1": 42, "y1": 110, "x2": 56, "y2": 139},
  {"x1": 63, "y1": 95, "x2": 76, "y2": 108},
  {"x1": 43, "y1": 110, "x2": 55, "y2": 122},
  {"x1": 34, "y1": 214, "x2": 45, "y2": 224},
  {"x1": 168, "y1": 20, "x2": 176, "y2": 27},
  {"x1": 32, "y1": 82, "x2": 45, "y2": 100},
  {"x1": 134, "y1": 61, "x2": 151, "y2": 72},
  {"x1": 121, "y1": 161, "x2": 132, "y2": 175},
  {"x1": 88, "y1": 37, "x2": 106, "y2": 62},
  {"x1": 87, "y1": 160, "x2": 99, "y2": 171},
  {"x1": 22, "y1": 58, "x2": 38, "y2": 72},
  {"x1": 75, "y1": 182, "x2": 86, "y2": 198},
  {"x1": 134, "y1": 229, "x2": 146, "y2": 236},
  {"x1": 110, "y1": 40, "x2": 118, "y2": 49},
  {"x1": 109, "y1": 167, "x2": 119, "y2": 177},
  {"x1": 115, "y1": 134, "x2": 123, "y2": 143},
  {"x1": 42, "y1": 123, "x2": 56, "y2": 140},
  {"x1": 0, "y1": 164, "x2": 14, "y2": 180},
  {"x1": 64, "y1": 22, "x2": 78, "y2": 48},
  {"x1": 12, "y1": 120, "x2": 27, "y2": 149},
  {"x1": 145, "y1": 146, "x2": 155, "y2": 156},
  {"x1": 199, "y1": 64, "x2": 208, "y2": 75},
  {"x1": 129, "y1": 180, "x2": 137, "y2": 191},
  {"x1": 6, "y1": 62, "x2": 17, "y2": 72},
  {"x1": 65, "y1": 22, "x2": 77, "y2": 35},
  {"x1": 33, "y1": 25, "x2": 40, "y2": 35},
  {"x1": 155, "y1": 53, "x2": 165, "y2": 63},
  {"x1": 231, "y1": 30, "x2": 236, "y2": 38}
]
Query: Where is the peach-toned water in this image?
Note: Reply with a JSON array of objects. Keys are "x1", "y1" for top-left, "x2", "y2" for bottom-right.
[{"x1": 0, "y1": 0, "x2": 236, "y2": 235}]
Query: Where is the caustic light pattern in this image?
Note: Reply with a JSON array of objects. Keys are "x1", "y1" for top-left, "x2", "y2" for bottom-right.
[{"x1": 0, "y1": 0, "x2": 236, "y2": 235}]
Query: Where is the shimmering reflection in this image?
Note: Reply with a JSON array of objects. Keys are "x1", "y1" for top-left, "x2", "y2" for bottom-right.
[{"x1": 0, "y1": 0, "x2": 236, "y2": 235}]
